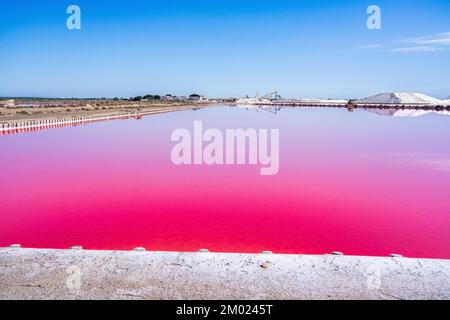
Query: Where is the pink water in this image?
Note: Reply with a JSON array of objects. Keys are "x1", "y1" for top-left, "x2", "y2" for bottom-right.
[{"x1": 1, "y1": 107, "x2": 450, "y2": 258}]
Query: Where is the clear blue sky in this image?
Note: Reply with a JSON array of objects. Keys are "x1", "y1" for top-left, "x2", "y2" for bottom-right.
[{"x1": 1, "y1": 0, "x2": 449, "y2": 99}]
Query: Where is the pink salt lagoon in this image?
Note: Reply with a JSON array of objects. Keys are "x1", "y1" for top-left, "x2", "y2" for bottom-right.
[{"x1": 1, "y1": 106, "x2": 450, "y2": 259}]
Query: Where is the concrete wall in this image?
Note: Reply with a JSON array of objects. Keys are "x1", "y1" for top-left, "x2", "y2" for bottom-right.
[{"x1": 1, "y1": 248, "x2": 450, "y2": 300}]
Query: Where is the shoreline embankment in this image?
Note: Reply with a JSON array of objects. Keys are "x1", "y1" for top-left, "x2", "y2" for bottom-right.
[
  {"x1": 1, "y1": 247, "x2": 449, "y2": 300},
  {"x1": 0, "y1": 104, "x2": 208, "y2": 135}
]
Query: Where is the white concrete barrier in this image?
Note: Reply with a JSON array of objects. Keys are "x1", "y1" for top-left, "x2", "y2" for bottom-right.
[{"x1": 0, "y1": 248, "x2": 449, "y2": 300}]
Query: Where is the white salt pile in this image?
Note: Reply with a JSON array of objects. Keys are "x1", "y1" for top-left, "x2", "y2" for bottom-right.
[{"x1": 357, "y1": 92, "x2": 443, "y2": 105}]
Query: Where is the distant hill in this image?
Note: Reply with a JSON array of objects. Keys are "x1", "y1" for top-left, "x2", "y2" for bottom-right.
[{"x1": 356, "y1": 92, "x2": 443, "y2": 105}]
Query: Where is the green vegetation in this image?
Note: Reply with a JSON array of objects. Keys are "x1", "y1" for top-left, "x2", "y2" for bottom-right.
[{"x1": 131, "y1": 95, "x2": 161, "y2": 101}]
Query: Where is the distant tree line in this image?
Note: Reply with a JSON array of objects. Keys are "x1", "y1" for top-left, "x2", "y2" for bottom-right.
[
  {"x1": 1, "y1": 95, "x2": 164, "y2": 102},
  {"x1": 129, "y1": 95, "x2": 161, "y2": 102}
]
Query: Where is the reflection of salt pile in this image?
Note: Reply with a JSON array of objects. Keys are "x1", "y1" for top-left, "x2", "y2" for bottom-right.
[
  {"x1": 364, "y1": 109, "x2": 450, "y2": 117},
  {"x1": 357, "y1": 93, "x2": 444, "y2": 105},
  {"x1": 365, "y1": 109, "x2": 432, "y2": 117}
]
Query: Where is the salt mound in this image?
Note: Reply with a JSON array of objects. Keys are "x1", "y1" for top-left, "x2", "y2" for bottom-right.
[{"x1": 357, "y1": 92, "x2": 443, "y2": 105}]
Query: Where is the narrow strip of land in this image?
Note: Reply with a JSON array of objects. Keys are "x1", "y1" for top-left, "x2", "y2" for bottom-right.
[
  {"x1": 0, "y1": 103, "x2": 208, "y2": 125},
  {"x1": 1, "y1": 248, "x2": 449, "y2": 300}
]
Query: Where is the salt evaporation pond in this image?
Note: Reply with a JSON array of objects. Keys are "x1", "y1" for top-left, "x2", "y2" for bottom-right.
[{"x1": 1, "y1": 106, "x2": 449, "y2": 258}]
